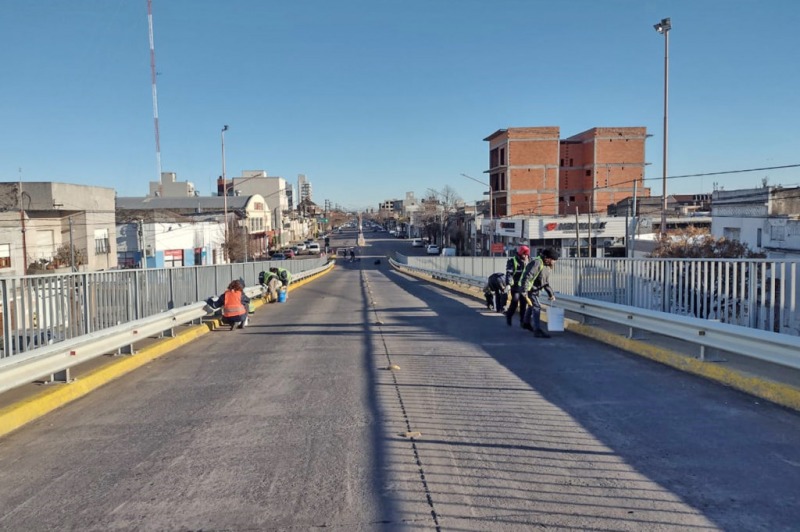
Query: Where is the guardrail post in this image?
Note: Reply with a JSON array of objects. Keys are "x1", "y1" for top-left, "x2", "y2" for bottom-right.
[{"x1": 42, "y1": 368, "x2": 72, "y2": 385}]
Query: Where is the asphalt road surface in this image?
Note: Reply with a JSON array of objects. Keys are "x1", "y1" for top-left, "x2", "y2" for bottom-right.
[{"x1": 1, "y1": 229, "x2": 799, "y2": 531}]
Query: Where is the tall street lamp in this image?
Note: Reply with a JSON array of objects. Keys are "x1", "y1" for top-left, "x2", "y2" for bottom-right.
[
  {"x1": 654, "y1": 17, "x2": 671, "y2": 235},
  {"x1": 461, "y1": 173, "x2": 493, "y2": 256},
  {"x1": 221, "y1": 125, "x2": 229, "y2": 261}
]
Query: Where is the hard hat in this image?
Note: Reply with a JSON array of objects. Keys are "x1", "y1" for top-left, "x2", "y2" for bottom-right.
[{"x1": 518, "y1": 245, "x2": 530, "y2": 256}]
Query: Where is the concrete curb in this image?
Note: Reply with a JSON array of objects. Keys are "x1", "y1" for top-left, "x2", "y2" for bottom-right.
[
  {"x1": 0, "y1": 261, "x2": 336, "y2": 439},
  {"x1": 392, "y1": 261, "x2": 800, "y2": 412}
]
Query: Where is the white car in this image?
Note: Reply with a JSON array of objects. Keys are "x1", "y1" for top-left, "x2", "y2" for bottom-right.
[
  {"x1": 307, "y1": 243, "x2": 321, "y2": 253},
  {"x1": 411, "y1": 238, "x2": 424, "y2": 247},
  {"x1": 296, "y1": 243, "x2": 307, "y2": 251},
  {"x1": 426, "y1": 244, "x2": 440, "y2": 255}
]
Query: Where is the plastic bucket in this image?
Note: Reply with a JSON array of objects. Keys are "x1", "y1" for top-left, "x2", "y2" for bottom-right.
[
  {"x1": 277, "y1": 289, "x2": 287, "y2": 303},
  {"x1": 547, "y1": 306, "x2": 565, "y2": 332}
]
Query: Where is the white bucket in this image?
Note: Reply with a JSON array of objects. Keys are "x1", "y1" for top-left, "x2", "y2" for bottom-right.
[{"x1": 547, "y1": 305, "x2": 565, "y2": 332}]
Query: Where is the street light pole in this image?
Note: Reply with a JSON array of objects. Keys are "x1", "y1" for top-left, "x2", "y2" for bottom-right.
[
  {"x1": 221, "y1": 125, "x2": 229, "y2": 261},
  {"x1": 654, "y1": 17, "x2": 671, "y2": 235},
  {"x1": 460, "y1": 173, "x2": 492, "y2": 256}
]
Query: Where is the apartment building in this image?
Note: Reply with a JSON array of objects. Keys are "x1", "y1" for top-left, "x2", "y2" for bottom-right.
[
  {"x1": 484, "y1": 126, "x2": 650, "y2": 217},
  {"x1": 484, "y1": 127, "x2": 561, "y2": 218}
]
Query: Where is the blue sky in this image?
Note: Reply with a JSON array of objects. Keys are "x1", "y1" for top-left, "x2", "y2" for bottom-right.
[{"x1": 3, "y1": 0, "x2": 799, "y2": 211}]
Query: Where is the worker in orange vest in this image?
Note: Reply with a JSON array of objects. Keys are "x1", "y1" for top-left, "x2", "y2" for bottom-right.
[{"x1": 207, "y1": 279, "x2": 250, "y2": 330}]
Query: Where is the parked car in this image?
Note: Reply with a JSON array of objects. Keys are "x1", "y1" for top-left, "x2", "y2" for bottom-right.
[
  {"x1": 440, "y1": 247, "x2": 456, "y2": 257},
  {"x1": 271, "y1": 253, "x2": 286, "y2": 260},
  {"x1": 307, "y1": 243, "x2": 321, "y2": 253},
  {"x1": 426, "y1": 244, "x2": 440, "y2": 255},
  {"x1": 296, "y1": 243, "x2": 307, "y2": 251},
  {"x1": 282, "y1": 249, "x2": 295, "y2": 258},
  {"x1": 412, "y1": 238, "x2": 424, "y2": 247}
]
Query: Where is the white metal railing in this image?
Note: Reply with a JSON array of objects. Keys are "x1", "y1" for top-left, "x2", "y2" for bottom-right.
[
  {"x1": 0, "y1": 260, "x2": 335, "y2": 396},
  {"x1": 390, "y1": 258, "x2": 800, "y2": 370},
  {"x1": 396, "y1": 254, "x2": 800, "y2": 336},
  {"x1": 0, "y1": 257, "x2": 328, "y2": 360}
]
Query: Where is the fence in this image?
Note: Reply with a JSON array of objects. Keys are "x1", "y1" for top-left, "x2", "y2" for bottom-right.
[
  {"x1": 0, "y1": 258, "x2": 327, "y2": 360},
  {"x1": 395, "y1": 254, "x2": 800, "y2": 336}
]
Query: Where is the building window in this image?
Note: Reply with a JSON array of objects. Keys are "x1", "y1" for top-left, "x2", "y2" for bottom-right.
[
  {"x1": 560, "y1": 159, "x2": 564, "y2": 167},
  {"x1": 0, "y1": 243, "x2": 10, "y2": 268},
  {"x1": 569, "y1": 196, "x2": 576, "y2": 202},
  {"x1": 94, "y1": 229, "x2": 110, "y2": 255},
  {"x1": 723, "y1": 227, "x2": 741, "y2": 242},
  {"x1": 500, "y1": 148, "x2": 505, "y2": 165},
  {"x1": 585, "y1": 170, "x2": 592, "y2": 177}
]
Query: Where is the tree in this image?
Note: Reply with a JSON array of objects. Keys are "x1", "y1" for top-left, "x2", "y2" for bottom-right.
[{"x1": 649, "y1": 226, "x2": 765, "y2": 259}]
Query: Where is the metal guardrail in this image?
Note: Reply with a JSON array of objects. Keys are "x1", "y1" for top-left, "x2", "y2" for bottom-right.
[
  {"x1": 390, "y1": 258, "x2": 800, "y2": 371},
  {"x1": 0, "y1": 260, "x2": 335, "y2": 395},
  {"x1": 396, "y1": 253, "x2": 800, "y2": 336},
  {"x1": 0, "y1": 303, "x2": 207, "y2": 395}
]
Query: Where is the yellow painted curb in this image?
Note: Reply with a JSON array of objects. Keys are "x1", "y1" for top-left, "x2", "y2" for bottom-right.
[
  {"x1": 394, "y1": 263, "x2": 800, "y2": 412},
  {"x1": 0, "y1": 322, "x2": 212, "y2": 439},
  {"x1": 568, "y1": 321, "x2": 800, "y2": 412},
  {"x1": 0, "y1": 261, "x2": 336, "y2": 439}
]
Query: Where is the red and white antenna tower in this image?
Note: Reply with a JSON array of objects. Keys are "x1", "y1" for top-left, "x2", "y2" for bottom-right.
[{"x1": 147, "y1": 0, "x2": 163, "y2": 181}]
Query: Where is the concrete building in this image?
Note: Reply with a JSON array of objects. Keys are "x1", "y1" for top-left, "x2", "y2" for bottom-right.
[
  {"x1": 0, "y1": 182, "x2": 117, "y2": 276},
  {"x1": 116, "y1": 194, "x2": 271, "y2": 265},
  {"x1": 148, "y1": 172, "x2": 197, "y2": 198},
  {"x1": 221, "y1": 171, "x2": 291, "y2": 247},
  {"x1": 297, "y1": 174, "x2": 312, "y2": 203},
  {"x1": 712, "y1": 186, "x2": 800, "y2": 259},
  {"x1": 484, "y1": 126, "x2": 650, "y2": 218}
]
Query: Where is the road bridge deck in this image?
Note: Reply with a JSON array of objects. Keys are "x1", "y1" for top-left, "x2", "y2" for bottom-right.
[{"x1": 1, "y1": 234, "x2": 799, "y2": 530}]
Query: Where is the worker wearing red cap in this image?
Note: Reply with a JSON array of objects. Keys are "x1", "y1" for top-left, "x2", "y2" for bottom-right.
[{"x1": 504, "y1": 245, "x2": 530, "y2": 327}]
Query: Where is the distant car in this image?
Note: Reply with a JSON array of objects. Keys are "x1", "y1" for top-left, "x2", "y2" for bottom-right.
[
  {"x1": 296, "y1": 243, "x2": 307, "y2": 251},
  {"x1": 307, "y1": 243, "x2": 321, "y2": 253},
  {"x1": 290, "y1": 246, "x2": 300, "y2": 255},
  {"x1": 271, "y1": 253, "x2": 286, "y2": 261},
  {"x1": 282, "y1": 249, "x2": 295, "y2": 258},
  {"x1": 426, "y1": 244, "x2": 440, "y2": 255},
  {"x1": 412, "y1": 238, "x2": 424, "y2": 247},
  {"x1": 440, "y1": 247, "x2": 456, "y2": 257}
]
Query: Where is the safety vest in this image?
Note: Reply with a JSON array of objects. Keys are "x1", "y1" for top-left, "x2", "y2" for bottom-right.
[
  {"x1": 277, "y1": 268, "x2": 291, "y2": 284},
  {"x1": 222, "y1": 290, "x2": 246, "y2": 317},
  {"x1": 508, "y1": 257, "x2": 525, "y2": 287},
  {"x1": 523, "y1": 259, "x2": 545, "y2": 292}
]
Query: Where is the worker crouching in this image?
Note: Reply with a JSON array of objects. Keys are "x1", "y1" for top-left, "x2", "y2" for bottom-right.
[{"x1": 207, "y1": 279, "x2": 250, "y2": 330}]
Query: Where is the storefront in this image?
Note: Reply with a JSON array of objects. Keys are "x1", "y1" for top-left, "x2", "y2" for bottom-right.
[{"x1": 487, "y1": 216, "x2": 630, "y2": 258}]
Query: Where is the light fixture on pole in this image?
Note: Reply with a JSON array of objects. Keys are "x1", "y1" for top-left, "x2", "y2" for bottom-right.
[
  {"x1": 221, "y1": 125, "x2": 229, "y2": 261},
  {"x1": 654, "y1": 17, "x2": 671, "y2": 235},
  {"x1": 461, "y1": 173, "x2": 493, "y2": 256}
]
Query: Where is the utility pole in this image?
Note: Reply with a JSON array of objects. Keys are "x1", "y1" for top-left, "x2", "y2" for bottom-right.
[
  {"x1": 574, "y1": 206, "x2": 581, "y2": 258},
  {"x1": 138, "y1": 219, "x2": 148, "y2": 269},
  {"x1": 221, "y1": 125, "x2": 229, "y2": 262},
  {"x1": 17, "y1": 176, "x2": 28, "y2": 273}
]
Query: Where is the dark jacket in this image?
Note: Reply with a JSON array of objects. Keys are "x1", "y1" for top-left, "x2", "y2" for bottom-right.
[
  {"x1": 505, "y1": 255, "x2": 527, "y2": 290},
  {"x1": 521, "y1": 257, "x2": 554, "y2": 298}
]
